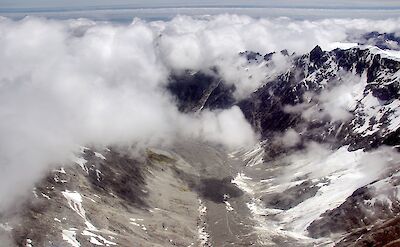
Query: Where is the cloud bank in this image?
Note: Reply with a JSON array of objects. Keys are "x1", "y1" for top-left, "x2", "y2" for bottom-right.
[{"x1": 1, "y1": 14, "x2": 400, "y2": 211}]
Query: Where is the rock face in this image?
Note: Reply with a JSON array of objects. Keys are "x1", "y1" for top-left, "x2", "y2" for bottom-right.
[
  {"x1": 167, "y1": 71, "x2": 235, "y2": 112},
  {"x1": 1, "y1": 44, "x2": 400, "y2": 247}
]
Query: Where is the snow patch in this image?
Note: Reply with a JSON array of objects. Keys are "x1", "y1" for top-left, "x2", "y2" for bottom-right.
[
  {"x1": 94, "y1": 152, "x2": 106, "y2": 160},
  {"x1": 197, "y1": 199, "x2": 210, "y2": 246},
  {"x1": 62, "y1": 191, "x2": 85, "y2": 218},
  {"x1": 26, "y1": 238, "x2": 33, "y2": 247},
  {"x1": 325, "y1": 42, "x2": 358, "y2": 51},
  {"x1": 224, "y1": 201, "x2": 234, "y2": 211},
  {"x1": 82, "y1": 230, "x2": 117, "y2": 246},
  {"x1": 72, "y1": 156, "x2": 88, "y2": 174},
  {"x1": 62, "y1": 229, "x2": 80, "y2": 247}
]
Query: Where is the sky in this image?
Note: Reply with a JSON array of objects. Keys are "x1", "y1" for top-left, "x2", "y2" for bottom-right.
[
  {"x1": 1, "y1": 0, "x2": 400, "y2": 21},
  {"x1": 1, "y1": 0, "x2": 400, "y2": 10}
]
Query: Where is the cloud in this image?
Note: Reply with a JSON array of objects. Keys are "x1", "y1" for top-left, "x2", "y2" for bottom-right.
[
  {"x1": 284, "y1": 72, "x2": 366, "y2": 122},
  {"x1": 0, "y1": 14, "x2": 400, "y2": 211},
  {"x1": 0, "y1": 16, "x2": 258, "y2": 211},
  {"x1": 275, "y1": 128, "x2": 302, "y2": 148}
]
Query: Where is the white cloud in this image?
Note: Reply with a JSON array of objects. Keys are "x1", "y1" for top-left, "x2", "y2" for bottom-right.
[
  {"x1": 275, "y1": 128, "x2": 301, "y2": 148},
  {"x1": 285, "y1": 72, "x2": 367, "y2": 122}
]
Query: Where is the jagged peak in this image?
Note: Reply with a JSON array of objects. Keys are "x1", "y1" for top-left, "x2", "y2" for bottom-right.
[{"x1": 309, "y1": 45, "x2": 325, "y2": 62}]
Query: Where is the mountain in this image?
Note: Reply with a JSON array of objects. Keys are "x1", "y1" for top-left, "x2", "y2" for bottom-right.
[{"x1": 1, "y1": 41, "x2": 400, "y2": 247}]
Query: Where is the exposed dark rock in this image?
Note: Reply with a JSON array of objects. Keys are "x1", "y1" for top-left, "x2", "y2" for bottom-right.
[
  {"x1": 335, "y1": 216, "x2": 400, "y2": 247},
  {"x1": 84, "y1": 149, "x2": 148, "y2": 208},
  {"x1": 262, "y1": 180, "x2": 322, "y2": 210},
  {"x1": 167, "y1": 71, "x2": 236, "y2": 112},
  {"x1": 197, "y1": 177, "x2": 243, "y2": 203},
  {"x1": 309, "y1": 45, "x2": 326, "y2": 67}
]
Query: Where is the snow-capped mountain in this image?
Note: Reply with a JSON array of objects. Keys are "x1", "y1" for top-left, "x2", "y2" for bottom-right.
[{"x1": 1, "y1": 34, "x2": 400, "y2": 247}]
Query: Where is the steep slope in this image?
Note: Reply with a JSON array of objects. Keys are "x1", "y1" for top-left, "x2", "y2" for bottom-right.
[
  {"x1": 232, "y1": 45, "x2": 400, "y2": 246},
  {"x1": 0, "y1": 142, "x2": 259, "y2": 247}
]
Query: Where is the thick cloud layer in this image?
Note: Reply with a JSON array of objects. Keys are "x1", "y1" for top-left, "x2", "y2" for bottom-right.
[{"x1": 1, "y1": 15, "x2": 400, "y2": 211}]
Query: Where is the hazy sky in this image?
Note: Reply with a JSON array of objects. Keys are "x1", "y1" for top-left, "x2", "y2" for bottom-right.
[
  {"x1": 1, "y1": 1, "x2": 399, "y2": 21},
  {"x1": 1, "y1": 0, "x2": 400, "y2": 10}
]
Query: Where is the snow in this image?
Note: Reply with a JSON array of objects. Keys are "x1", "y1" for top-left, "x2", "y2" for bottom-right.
[
  {"x1": 62, "y1": 229, "x2": 80, "y2": 247},
  {"x1": 246, "y1": 198, "x2": 314, "y2": 246},
  {"x1": 32, "y1": 188, "x2": 38, "y2": 198},
  {"x1": 54, "y1": 174, "x2": 67, "y2": 183},
  {"x1": 94, "y1": 152, "x2": 106, "y2": 160},
  {"x1": 72, "y1": 156, "x2": 89, "y2": 174},
  {"x1": 277, "y1": 146, "x2": 387, "y2": 233},
  {"x1": 62, "y1": 191, "x2": 85, "y2": 218},
  {"x1": 365, "y1": 194, "x2": 393, "y2": 209},
  {"x1": 197, "y1": 199, "x2": 210, "y2": 247},
  {"x1": 234, "y1": 141, "x2": 399, "y2": 244},
  {"x1": 84, "y1": 195, "x2": 96, "y2": 203},
  {"x1": 41, "y1": 193, "x2": 51, "y2": 200},
  {"x1": 129, "y1": 221, "x2": 140, "y2": 227},
  {"x1": 242, "y1": 143, "x2": 265, "y2": 167},
  {"x1": 90, "y1": 237, "x2": 103, "y2": 245},
  {"x1": 55, "y1": 167, "x2": 66, "y2": 174},
  {"x1": 26, "y1": 238, "x2": 33, "y2": 247},
  {"x1": 325, "y1": 42, "x2": 358, "y2": 51},
  {"x1": 353, "y1": 91, "x2": 400, "y2": 137},
  {"x1": 82, "y1": 230, "x2": 117, "y2": 246},
  {"x1": 232, "y1": 172, "x2": 255, "y2": 195},
  {"x1": 79, "y1": 146, "x2": 89, "y2": 153},
  {"x1": 386, "y1": 100, "x2": 400, "y2": 132},
  {"x1": 96, "y1": 169, "x2": 102, "y2": 182},
  {"x1": 129, "y1": 218, "x2": 147, "y2": 231},
  {"x1": 224, "y1": 201, "x2": 234, "y2": 211},
  {"x1": 363, "y1": 45, "x2": 400, "y2": 61}
]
